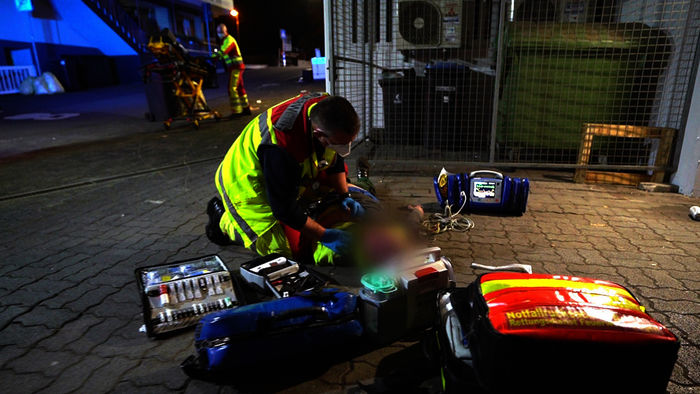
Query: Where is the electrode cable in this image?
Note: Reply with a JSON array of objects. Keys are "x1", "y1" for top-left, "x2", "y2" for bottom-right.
[{"x1": 421, "y1": 191, "x2": 475, "y2": 235}]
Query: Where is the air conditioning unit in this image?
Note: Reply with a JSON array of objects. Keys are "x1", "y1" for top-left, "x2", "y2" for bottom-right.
[{"x1": 395, "y1": 0, "x2": 463, "y2": 49}]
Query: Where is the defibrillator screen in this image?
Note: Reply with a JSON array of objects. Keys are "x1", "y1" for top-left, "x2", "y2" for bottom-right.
[{"x1": 473, "y1": 181, "x2": 497, "y2": 199}]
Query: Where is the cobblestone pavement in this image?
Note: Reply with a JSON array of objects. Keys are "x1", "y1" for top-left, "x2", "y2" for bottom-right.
[{"x1": 1, "y1": 79, "x2": 699, "y2": 393}]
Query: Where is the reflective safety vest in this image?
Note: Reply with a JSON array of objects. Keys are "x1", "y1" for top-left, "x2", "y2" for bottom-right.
[
  {"x1": 220, "y1": 35, "x2": 243, "y2": 68},
  {"x1": 216, "y1": 92, "x2": 337, "y2": 247}
]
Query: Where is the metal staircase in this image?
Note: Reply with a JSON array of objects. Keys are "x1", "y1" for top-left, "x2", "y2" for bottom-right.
[{"x1": 82, "y1": 0, "x2": 148, "y2": 53}]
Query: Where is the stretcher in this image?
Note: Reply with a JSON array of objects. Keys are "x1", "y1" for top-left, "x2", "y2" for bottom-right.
[{"x1": 145, "y1": 30, "x2": 221, "y2": 129}]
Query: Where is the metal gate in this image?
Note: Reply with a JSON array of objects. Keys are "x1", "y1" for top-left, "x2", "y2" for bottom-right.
[{"x1": 325, "y1": 0, "x2": 700, "y2": 171}]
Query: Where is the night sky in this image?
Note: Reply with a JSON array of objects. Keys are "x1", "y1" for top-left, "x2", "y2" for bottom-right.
[{"x1": 216, "y1": 0, "x2": 324, "y2": 64}]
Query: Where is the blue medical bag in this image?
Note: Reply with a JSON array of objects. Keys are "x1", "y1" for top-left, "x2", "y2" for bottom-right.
[
  {"x1": 434, "y1": 170, "x2": 529, "y2": 215},
  {"x1": 181, "y1": 289, "x2": 363, "y2": 374}
]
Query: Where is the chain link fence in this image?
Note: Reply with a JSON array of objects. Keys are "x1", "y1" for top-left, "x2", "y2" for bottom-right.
[{"x1": 326, "y1": 0, "x2": 700, "y2": 171}]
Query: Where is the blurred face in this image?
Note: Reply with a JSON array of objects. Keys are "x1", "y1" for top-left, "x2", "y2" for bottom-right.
[
  {"x1": 216, "y1": 25, "x2": 227, "y2": 40},
  {"x1": 312, "y1": 123, "x2": 358, "y2": 157}
]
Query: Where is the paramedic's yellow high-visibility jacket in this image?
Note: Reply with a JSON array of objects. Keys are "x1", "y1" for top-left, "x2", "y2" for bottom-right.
[
  {"x1": 219, "y1": 35, "x2": 243, "y2": 69},
  {"x1": 215, "y1": 92, "x2": 337, "y2": 249}
]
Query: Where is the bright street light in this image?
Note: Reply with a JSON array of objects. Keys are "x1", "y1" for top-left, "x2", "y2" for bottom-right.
[{"x1": 230, "y1": 9, "x2": 239, "y2": 17}]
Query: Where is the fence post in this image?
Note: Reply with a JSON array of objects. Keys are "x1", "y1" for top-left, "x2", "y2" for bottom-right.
[
  {"x1": 323, "y1": 0, "x2": 335, "y2": 95},
  {"x1": 489, "y1": 1, "x2": 507, "y2": 164},
  {"x1": 367, "y1": 0, "x2": 375, "y2": 144}
]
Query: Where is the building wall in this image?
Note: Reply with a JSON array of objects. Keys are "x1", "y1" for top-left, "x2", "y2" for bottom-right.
[
  {"x1": 0, "y1": 0, "x2": 141, "y2": 89},
  {"x1": 672, "y1": 60, "x2": 700, "y2": 196},
  {"x1": 0, "y1": 0, "x2": 136, "y2": 57}
]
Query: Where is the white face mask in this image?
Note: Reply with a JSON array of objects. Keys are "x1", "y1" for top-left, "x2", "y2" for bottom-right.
[
  {"x1": 217, "y1": 33, "x2": 225, "y2": 39},
  {"x1": 328, "y1": 142, "x2": 352, "y2": 157}
]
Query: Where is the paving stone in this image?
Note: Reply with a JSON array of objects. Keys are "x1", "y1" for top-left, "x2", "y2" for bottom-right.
[
  {"x1": 36, "y1": 315, "x2": 103, "y2": 352},
  {"x1": 5, "y1": 348, "x2": 79, "y2": 377},
  {"x1": 92, "y1": 331, "x2": 159, "y2": 360},
  {"x1": 80, "y1": 356, "x2": 141, "y2": 393},
  {"x1": 274, "y1": 362, "x2": 347, "y2": 393},
  {"x1": 15, "y1": 279, "x2": 76, "y2": 302},
  {"x1": 88, "y1": 299, "x2": 142, "y2": 321},
  {"x1": 0, "y1": 323, "x2": 55, "y2": 348},
  {"x1": 566, "y1": 263, "x2": 620, "y2": 278},
  {"x1": 64, "y1": 285, "x2": 121, "y2": 313},
  {"x1": 670, "y1": 345, "x2": 699, "y2": 387},
  {"x1": 0, "y1": 305, "x2": 30, "y2": 328},
  {"x1": 641, "y1": 269, "x2": 688, "y2": 289},
  {"x1": 146, "y1": 334, "x2": 194, "y2": 363},
  {"x1": 40, "y1": 283, "x2": 100, "y2": 310},
  {"x1": 552, "y1": 248, "x2": 586, "y2": 264},
  {"x1": 36, "y1": 355, "x2": 110, "y2": 394},
  {"x1": 15, "y1": 305, "x2": 81, "y2": 330},
  {"x1": 184, "y1": 379, "x2": 225, "y2": 394},
  {"x1": 0, "y1": 345, "x2": 29, "y2": 369},
  {"x1": 616, "y1": 267, "x2": 656, "y2": 287},
  {"x1": 64, "y1": 317, "x2": 131, "y2": 354},
  {"x1": 0, "y1": 369, "x2": 53, "y2": 393},
  {"x1": 666, "y1": 382, "x2": 699, "y2": 393},
  {"x1": 121, "y1": 357, "x2": 189, "y2": 390},
  {"x1": 0, "y1": 276, "x2": 36, "y2": 293},
  {"x1": 112, "y1": 380, "x2": 161, "y2": 394},
  {"x1": 646, "y1": 299, "x2": 700, "y2": 315}
]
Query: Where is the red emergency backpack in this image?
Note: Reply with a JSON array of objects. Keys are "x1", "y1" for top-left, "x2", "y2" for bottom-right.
[{"x1": 433, "y1": 273, "x2": 679, "y2": 393}]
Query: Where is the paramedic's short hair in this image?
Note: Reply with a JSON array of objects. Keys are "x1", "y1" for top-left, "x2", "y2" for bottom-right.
[{"x1": 310, "y1": 96, "x2": 360, "y2": 136}]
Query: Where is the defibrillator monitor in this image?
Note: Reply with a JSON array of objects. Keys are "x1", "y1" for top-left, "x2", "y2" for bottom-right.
[
  {"x1": 473, "y1": 181, "x2": 497, "y2": 199},
  {"x1": 434, "y1": 169, "x2": 529, "y2": 215},
  {"x1": 469, "y1": 171, "x2": 504, "y2": 204}
]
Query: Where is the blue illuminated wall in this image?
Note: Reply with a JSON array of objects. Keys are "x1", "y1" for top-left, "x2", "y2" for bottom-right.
[
  {"x1": 0, "y1": 0, "x2": 139, "y2": 89},
  {"x1": 0, "y1": 0, "x2": 136, "y2": 55}
]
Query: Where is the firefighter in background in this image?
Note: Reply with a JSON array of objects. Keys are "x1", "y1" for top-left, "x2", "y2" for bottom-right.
[
  {"x1": 213, "y1": 23, "x2": 250, "y2": 117},
  {"x1": 205, "y1": 93, "x2": 363, "y2": 265}
]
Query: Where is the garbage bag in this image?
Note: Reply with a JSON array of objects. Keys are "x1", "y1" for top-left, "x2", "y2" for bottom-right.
[
  {"x1": 32, "y1": 75, "x2": 50, "y2": 95},
  {"x1": 41, "y1": 72, "x2": 65, "y2": 94},
  {"x1": 19, "y1": 77, "x2": 35, "y2": 95}
]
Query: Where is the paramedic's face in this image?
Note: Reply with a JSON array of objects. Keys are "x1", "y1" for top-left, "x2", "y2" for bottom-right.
[
  {"x1": 312, "y1": 123, "x2": 358, "y2": 158},
  {"x1": 216, "y1": 26, "x2": 227, "y2": 40}
]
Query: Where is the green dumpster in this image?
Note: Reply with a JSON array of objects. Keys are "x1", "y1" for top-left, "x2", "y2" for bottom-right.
[{"x1": 497, "y1": 22, "x2": 670, "y2": 160}]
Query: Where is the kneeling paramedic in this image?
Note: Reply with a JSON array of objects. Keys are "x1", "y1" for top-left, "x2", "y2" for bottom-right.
[{"x1": 206, "y1": 93, "x2": 363, "y2": 265}]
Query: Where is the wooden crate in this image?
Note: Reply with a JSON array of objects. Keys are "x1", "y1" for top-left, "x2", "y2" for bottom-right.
[{"x1": 574, "y1": 123, "x2": 676, "y2": 185}]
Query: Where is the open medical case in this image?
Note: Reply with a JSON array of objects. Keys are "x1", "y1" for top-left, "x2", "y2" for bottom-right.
[
  {"x1": 135, "y1": 255, "x2": 242, "y2": 337},
  {"x1": 239, "y1": 253, "x2": 327, "y2": 298}
]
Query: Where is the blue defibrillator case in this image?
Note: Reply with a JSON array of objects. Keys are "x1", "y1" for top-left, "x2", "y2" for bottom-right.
[
  {"x1": 433, "y1": 172, "x2": 467, "y2": 209},
  {"x1": 434, "y1": 170, "x2": 529, "y2": 215}
]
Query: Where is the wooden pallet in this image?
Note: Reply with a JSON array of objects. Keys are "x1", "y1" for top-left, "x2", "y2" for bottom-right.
[{"x1": 574, "y1": 123, "x2": 676, "y2": 185}]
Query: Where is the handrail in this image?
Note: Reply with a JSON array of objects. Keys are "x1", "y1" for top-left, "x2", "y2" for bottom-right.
[
  {"x1": 82, "y1": 0, "x2": 148, "y2": 53},
  {"x1": 0, "y1": 66, "x2": 36, "y2": 95}
]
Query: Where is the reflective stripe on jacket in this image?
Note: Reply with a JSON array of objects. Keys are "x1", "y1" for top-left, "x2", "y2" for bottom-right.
[{"x1": 220, "y1": 35, "x2": 243, "y2": 68}]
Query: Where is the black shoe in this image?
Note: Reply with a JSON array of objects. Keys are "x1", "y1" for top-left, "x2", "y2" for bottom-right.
[
  {"x1": 241, "y1": 107, "x2": 251, "y2": 116},
  {"x1": 206, "y1": 197, "x2": 236, "y2": 246},
  {"x1": 207, "y1": 197, "x2": 226, "y2": 218}
]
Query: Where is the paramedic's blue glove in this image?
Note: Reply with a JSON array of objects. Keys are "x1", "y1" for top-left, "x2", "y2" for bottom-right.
[
  {"x1": 320, "y1": 228, "x2": 351, "y2": 254},
  {"x1": 341, "y1": 197, "x2": 365, "y2": 217}
]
